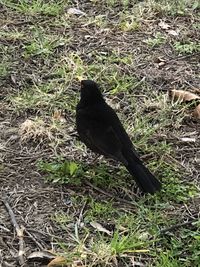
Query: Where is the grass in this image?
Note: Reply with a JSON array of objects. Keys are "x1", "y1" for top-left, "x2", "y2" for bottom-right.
[
  {"x1": 9, "y1": 82, "x2": 76, "y2": 113},
  {"x1": 143, "y1": 0, "x2": 199, "y2": 16},
  {"x1": 0, "y1": 29, "x2": 25, "y2": 41},
  {"x1": 1, "y1": 0, "x2": 200, "y2": 266},
  {"x1": 0, "y1": 61, "x2": 10, "y2": 78},
  {"x1": 2, "y1": 0, "x2": 65, "y2": 16}
]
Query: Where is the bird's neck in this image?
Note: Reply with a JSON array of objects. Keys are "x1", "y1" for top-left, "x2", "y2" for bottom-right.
[{"x1": 79, "y1": 95, "x2": 105, "y2": 107}]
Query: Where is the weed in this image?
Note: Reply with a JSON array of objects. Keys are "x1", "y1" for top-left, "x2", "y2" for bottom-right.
[
  {"x1": 38, "y1": 160, "x2": 82, "y2": 185},
  {"x1": 119, "y1": 12, "x2": 140, "y2": 32},
  {"x1": 174, "y1": 41, "x2": 200, "y2": 54},
  {"x1": 145, "y1": 33, "x2": 166, "y2": 48}
]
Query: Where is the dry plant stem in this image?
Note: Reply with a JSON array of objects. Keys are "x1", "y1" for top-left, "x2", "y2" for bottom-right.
[
  {"x1": 77, "y1": 200, "x2": 87, "y2": 226},
  {"x1": 2, "y1": 194, "x2": 25, "y2": 266}
]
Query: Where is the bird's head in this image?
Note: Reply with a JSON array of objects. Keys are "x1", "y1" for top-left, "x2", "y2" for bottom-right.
[{"x1": 80, "y1": 80, "x2": 104, "y2": 105}]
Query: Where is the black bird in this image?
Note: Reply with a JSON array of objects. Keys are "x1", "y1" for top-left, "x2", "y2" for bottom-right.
[{"x1": 76, "y1": 80, "x2": 161, "y2": 194}]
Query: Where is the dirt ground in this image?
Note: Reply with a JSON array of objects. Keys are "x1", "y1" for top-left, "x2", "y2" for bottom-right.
[{"x1": 0, "y1": 1, "x2": 200, "y2": 267}]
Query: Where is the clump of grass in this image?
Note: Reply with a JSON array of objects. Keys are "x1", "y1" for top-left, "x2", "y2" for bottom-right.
[
  {"x1": 18, "y1": 114, "x2": 67, "y2": 145},
  {"x1": 0, "y1": 29, "x2": 25, "y2": 41},
  {"x1": 155, "y1": 226, "x2": 200, "y2": 266},
  {"x1": 9, "y1": 82, "x2": 77, "y2": 113},
  {"x1": 85, "y1": 163, "x2": 124, "y2": 188},
  {"x1": 55, "y1": 224, "x2": 153, "y2": 267},
  {"x1": 144, "y1": 0, "x2": 198, "y2": 16},
  {"x1": 23, "y1": 28, "x2": 68, "y2": 58},
  {"x1": 2, "y1": 0, "x2": 66, "y2": 16},
  {"x1": 155, "y1": 251, "x2": 180, "y2": 267},
  {"x1": 54, "y1": 51, "x2": 140, "y2": 94}
]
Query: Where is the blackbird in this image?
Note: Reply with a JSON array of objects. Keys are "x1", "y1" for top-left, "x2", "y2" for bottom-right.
[{"x1": 76, "y1": 80, "x2": 161, "y2": 194}]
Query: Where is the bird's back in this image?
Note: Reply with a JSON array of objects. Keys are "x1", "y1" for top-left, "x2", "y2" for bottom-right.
[{"x1": 76, "y1": 100, "x2": 136, "y2": 156}]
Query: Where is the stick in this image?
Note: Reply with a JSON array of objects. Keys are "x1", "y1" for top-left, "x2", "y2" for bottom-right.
[{"x1": 2, "y1": 194, "x2": 25, "y2": 266}]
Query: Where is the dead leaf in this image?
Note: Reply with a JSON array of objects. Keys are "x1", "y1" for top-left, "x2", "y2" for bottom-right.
[
  {"x1": 67, "y1": 8, "x2": 86, "y2": 15},
  {"x1": 193, "y1": 104, "x2": 200, "y2": 119},
  {"x1": 170, "y1": 89, "x2": 200, "y2": 119},
  {"x1": 158, "y1": 61, "x2": 165, "y2": 68},
  {"x1": 47, "y1": 256, "x2": 66, "y2": 267},
  {"x1": 154, "y1": 57, "x2": 165, "y2": 63},
  {"x1": 52, "y1": 110, "x2": 66, "y2": 123},
  {"x1": 90, "y1": 221, "x2": 112, "y2": 236},
  {"x1": 154, "y1": 57, "x2": 166, "y2": 68},
  {"x1": 167, "y1": 29, "x2": 179, "y2": 36},
  {"x1": 169, "y1": 89, "x2": 200, "y2": 103},
  {"x1": 27, "y1": 250, "x2": 55, "y2": 261},
  {"x1": 158, "y1": 21, "x2": 170, "y2": 30},
  {"x1": 180, "y1": 137, "x2": 196, "y2": 142},
  {"x1": 53, "y1": 110, "x2": 61, "y2": 120}
]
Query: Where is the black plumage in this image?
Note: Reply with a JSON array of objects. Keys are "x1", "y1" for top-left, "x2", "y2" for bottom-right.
[{"x1": 76, "y1": 80, "x2": 161, "y2": 194}]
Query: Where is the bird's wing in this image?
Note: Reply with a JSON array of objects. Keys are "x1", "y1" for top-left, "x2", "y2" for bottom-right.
[{"x1": 85, "y1": 124, "x2": 128, "y2": 165}]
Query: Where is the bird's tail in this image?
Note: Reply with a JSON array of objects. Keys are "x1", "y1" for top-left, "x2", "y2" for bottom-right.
[{"x1": 126, "y1": 158, "x2": 161, "y2": 194}]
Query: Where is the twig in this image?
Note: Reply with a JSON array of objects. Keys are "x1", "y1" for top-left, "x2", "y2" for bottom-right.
[
  {"x1": 160, "y1": 219, "x2": 199, "y2": 234},
  {"x1": 0, "y1": 224, "x2": 10, "y2": 232},
  {"x1": 84, "y1": 180, "x2": 137, "y2": 207},
  {"x1": 24, "y1": 229, "x2": 44, "y2": 250},
  {"x1": 2, "y1": 194, "x2": 25, "y2": 266},
  {"x1": 26, "y1": 228, "x2": 66, "y2": 241}
]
